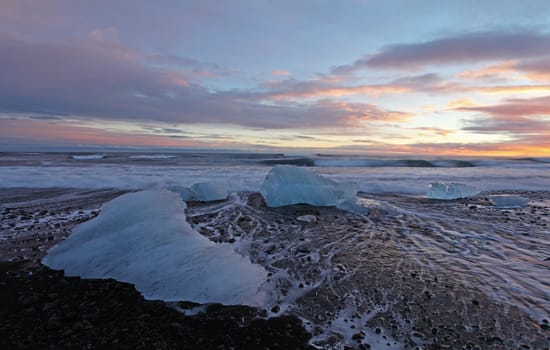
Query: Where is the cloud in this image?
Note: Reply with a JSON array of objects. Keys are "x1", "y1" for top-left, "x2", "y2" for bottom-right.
[
  {"x1": 258, "y1": 73, "x2": 463, "y2": 100},
  {"x1": 88, "y1": 27, "x2": 120, "y2": 42},
  {"x1": 262, "y1": 78, "x2": 409, "y2": 99},
  {"x1": 459, "y1": 95, "x2": 550, "y2": 117},
  {"x1": 401, "y1": 139, "x2": 550, "y2": 156},
  {"x1": 447, "y1": 98, "x2": 479, "y2": 109},
  {"x1": 458, "y1": 60, "x2": 517, "y2": 80},
  {"x1": 266, "y1": 71, "x2": 550, "y2": 100},
  {"x1": 272, "y1": 70, "x2": 291, "y2": 76},
  {"x1": 516, "y1": 58, "x2": 550, "y2": 81},
  {"x1": 333, "y1": 31, "x2": 550, "y2": 72},
  {"x1": 145, "y1": 53, "x2": 232, "y2": 78},
  {"x1": 477, "y1": 85, "x2": 550, "y2": 95},
  {"x1": 0, "y1": 118, "x2": 199, "y2": 147},
  {"x1": 0, "y1": 35, "x2": 406, "y2": 130},
  {"x1": 413, "y1": 127, "x2": 453, "y2": 136},
  {"x1": 457, "y1": 58, "x2": 550, "y2": 84},
  {"x1": 458, "y1": 95, "x2": 550, "y2": 135}
]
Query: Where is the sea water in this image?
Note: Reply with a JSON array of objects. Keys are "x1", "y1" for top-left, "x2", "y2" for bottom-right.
[{"x1": 0, "y1": 152, "x2": 549, "y2": 194}]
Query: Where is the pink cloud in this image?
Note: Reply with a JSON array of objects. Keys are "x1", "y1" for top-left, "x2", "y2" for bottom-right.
[
  {"x1": 458, "y1": 95, "x2": 550, "y2": 136},
  {"x1": 0, "y1": 35, "x2": 407, "y2": 130},
  {"x1": 0, "y1": 118, "x2": 213, "y2": 148},
  {"x1": 459, "y1": 95, "x2": 550, "y2": 117},
  {"x1": 333, "y1": 31, "x2": 550, "y2": 72},
  {"x1": 272, "y1": 70, "x2": 291, "y2": 76},
  {"x1": 517, "y1": 58, "x2": 550, "y2": 81},
  {"x1": 458, "y1": 60, "x2": 517, "y2": 80}
]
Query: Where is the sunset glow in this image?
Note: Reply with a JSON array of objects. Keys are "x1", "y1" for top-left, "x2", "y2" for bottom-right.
[{"x1": 0, "y1": 0, "x2": 549, "y2": 156}]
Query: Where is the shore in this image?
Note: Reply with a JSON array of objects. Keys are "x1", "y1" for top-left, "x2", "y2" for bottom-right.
[
  {"x1": 0, "y1": 188, "x2": 312, "y2": 350},
  {"x1": 1, "y1": 188, "x2": 549, "y2": 349}
]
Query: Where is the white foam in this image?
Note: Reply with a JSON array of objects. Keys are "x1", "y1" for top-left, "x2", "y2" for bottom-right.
[
  {"x1": 297, "y1": 215, "x2": 318, "y2": 223},
  {"x1": 42, "y1": 190, "x2": 267, "y2": 305}
]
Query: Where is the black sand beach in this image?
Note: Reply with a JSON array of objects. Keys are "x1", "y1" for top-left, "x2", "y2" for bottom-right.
[
  {"x1": 0, "y1": 188, "x2": 312, "y2": 350},
  {"x1": 1, "y1": 188, "x2": 549, "y2": 349}
]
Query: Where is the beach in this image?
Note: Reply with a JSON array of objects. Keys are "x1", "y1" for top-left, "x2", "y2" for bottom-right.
[{"x1": 1, "y1": 183, "x2": 548, "y2": 349}]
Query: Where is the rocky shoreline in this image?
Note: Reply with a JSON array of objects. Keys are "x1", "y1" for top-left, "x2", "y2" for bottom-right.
[
  {"x1": 1, "y1": 188, "x2": 549, "y2": 349},
  {"x1": 0, "y1": 188, "x2": 312, "y2": 349}
]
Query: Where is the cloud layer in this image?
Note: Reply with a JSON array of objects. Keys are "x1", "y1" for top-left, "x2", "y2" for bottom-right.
[
  {"x1": 0, "y1": 35, "x2": 405, "y2": 130},
  {"x1": 334, "y1": 31, "x2": 550, "y2": 72}
]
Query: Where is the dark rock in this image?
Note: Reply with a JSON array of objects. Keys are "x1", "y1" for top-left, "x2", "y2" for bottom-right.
[
  {"x1": 45, "y1": 318, "x2": 61, "y2": 331},
  {"x1": 271, "y1": 305, "x2": 280, "y2": 313}
]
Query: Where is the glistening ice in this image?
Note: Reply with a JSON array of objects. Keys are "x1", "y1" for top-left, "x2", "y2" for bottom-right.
[
  {"x1": 260, "y1": 165, "x2": 358, "y2": 207},
  {"x1": 42, "y1": 190, "x2": 267, "y2": 305}
]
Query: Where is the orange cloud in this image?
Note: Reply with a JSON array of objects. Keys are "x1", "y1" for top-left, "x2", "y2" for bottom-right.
[
  {"x1": 270, "y1": 84, "x2": 409, "y2": 99},
  {"x1": 478, "y1": 85, "x2": 550, "y2": 95},
  {"x1": 414, "y1": 127, "x2": 453, "y2": 136},
  {"x1": 458, "y1": 60, "x2": 517, "y2": 80},
  {"x1": 394, "y1": 139, "x2": 550, "y2": 157},
  {"x1": 272, "y1": 70, "x2": 291, "y2": 76},
  {"x1": 312, "y1": 100, "x2": 412, "y2": 127},
  {"x1": 447, "y1": 98, "x2": 478, "y2": 109},
  {"x1": 338, "y1": 137, "x2": 550, "y2": 156},
  {"x1": 459, "y1": 95, "x2": 550, "y2": 117},
  {"x1": 516, "y1": 58, "x2": 550, "y2": 82}
]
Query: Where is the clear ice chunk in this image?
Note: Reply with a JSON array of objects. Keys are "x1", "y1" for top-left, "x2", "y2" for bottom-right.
[
  {"x1": 42, "y1": 190, "x2": 266, "y2": 305},
  {"x1": 426, "y1": 182, "x2": 480, "y2": 200},
  {"x1": 260, "y1": 165, "x2": 358, "y2": 207},
  {"x1": 71, "y1": 154, "x2": 104, "y2": 160},
  {"x1": 489, "y1": 194, "x2": 529, "y2": 208},
  {"x1": 178, "y1": 182, "x2": 228, "y2": 202}
]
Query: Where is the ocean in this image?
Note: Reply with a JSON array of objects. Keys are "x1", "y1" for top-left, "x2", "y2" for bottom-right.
[{"x1": 1, "y1": 151, "x2": 549, "y2": 349}]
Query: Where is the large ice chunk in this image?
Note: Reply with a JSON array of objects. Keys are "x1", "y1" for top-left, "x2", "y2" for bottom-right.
[
  {"x1": 260, "y1": 165, "x2": 358, "y2": 207},
  {"x1": 42, "y1": 190, "x2": 266, "y2": 305},
  {"x1": 179, "y1": 182, "x2": 228, "y2": 202},
  {"x1": 489, "y1": 194, "x2": 529, "y2": 208},
  {"x1": 426, "y1": 182, "x2": 480, "y2": 200}
]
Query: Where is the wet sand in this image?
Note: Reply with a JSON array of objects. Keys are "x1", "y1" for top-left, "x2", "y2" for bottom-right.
[
  {"x1": 188, "y1": 192, "x2": 550, "y2": 349},
  {"x1": 1, "y1": 188, "x2": 549, "y2": 349}
]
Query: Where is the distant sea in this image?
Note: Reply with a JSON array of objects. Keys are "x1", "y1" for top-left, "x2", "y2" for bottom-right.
[{"x1": 0, "y1": 151, "x2": 548, "y2": 194}]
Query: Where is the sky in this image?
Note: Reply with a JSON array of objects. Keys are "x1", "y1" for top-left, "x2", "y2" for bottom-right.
[{"x1": 0, "y1": 0, "x2": 549, "y2": 156}]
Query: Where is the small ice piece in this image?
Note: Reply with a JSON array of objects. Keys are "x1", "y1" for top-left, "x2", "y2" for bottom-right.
[
  {"x1": 42, "y1": 190, "x2": 266, "y2": 305},
  {"x1": 336, "y1": 199, "x2": 371, "y2": 215},
  {"x1": 260, "y1": 165, "x2": 358, "y2": 207},
  {"x1": 489, "y1": 194, "x2": 529, "y2": 208},
  {"x1": 71, "y1": 154, "x2": 104, "y2": 160},
  {"x1": 426, "y1": 182, "x2": 480, "y2": 200},
  {"x1": 129, "y1": 154, "x2": 175, "y2": 159},
  {"x1": 297, "y1": 214, "x2": 318, "y2": 223},
  {"x1": 179, "y1": 182, "x2": 228, "y2": 202}
]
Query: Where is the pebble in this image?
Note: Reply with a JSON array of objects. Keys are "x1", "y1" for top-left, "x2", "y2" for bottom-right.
[{"x1": 271, "y1": 305, "x2": 280, "y2": 313}]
